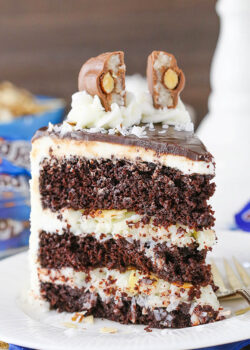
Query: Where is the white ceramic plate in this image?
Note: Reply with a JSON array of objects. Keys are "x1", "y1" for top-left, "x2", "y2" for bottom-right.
[{"x1": 0, "y1": 230, "x2": 249, "y2": 350}]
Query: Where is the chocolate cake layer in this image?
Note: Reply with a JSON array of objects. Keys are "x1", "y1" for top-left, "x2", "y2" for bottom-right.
[
  {"x1": 39, "y1": 231, "x2": 212, "y2": 284},
  {"x1": 39, "y1": 157, "x2": 215, "y2": 229},
  {"x1": 33, "y1": 125, "x2": 213, "y2": 162},
  {"x1": 41, "y1": 282, "x2": 222, "y2": 328}
]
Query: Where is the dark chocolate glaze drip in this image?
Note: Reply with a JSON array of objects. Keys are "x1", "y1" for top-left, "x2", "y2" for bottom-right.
[{"x1": 32, "y1": 124, "x2": 213, "y2": 162}]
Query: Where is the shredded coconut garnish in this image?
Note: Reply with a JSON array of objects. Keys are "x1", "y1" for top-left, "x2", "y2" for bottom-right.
[
  {"x1": 51, "y1": 119, "x2": 194, "y2": 139},
  {"x1": 53, "y1": 122, "x2": 149, "y2": 139},
  {"x1": 174, "y1": 122, "x2": 194, "y2": 132},
  {"x1": 148, "y1": 122, "x2": 155, "y2": 131}
]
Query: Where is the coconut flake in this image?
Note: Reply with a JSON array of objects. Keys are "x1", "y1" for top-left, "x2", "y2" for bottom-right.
[
  {"x1": 174, "y1": 122, "x2": 194, "y2": 132},
  {"x1": 130, "y1": 125, "x2": 147, "y2": 138}
]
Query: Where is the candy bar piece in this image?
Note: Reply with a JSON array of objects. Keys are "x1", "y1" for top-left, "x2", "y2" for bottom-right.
[
  {"x1": 78, "y1": 51, "x2": 126, "y2": 111},
  {"x1": 147, "y1": 51, "x2": 185, "y2": 109}
]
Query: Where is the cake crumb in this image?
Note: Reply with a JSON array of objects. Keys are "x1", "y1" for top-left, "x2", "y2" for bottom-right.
[
  {"x1": 83, "y1": 315, "x2": 94, "y2": 324},
  {"x1": 144, "y1": 326, "x2": 152, "y2": 332},
  {"x1": 63, "y1": 322, "x2": 78, "y2": 329},
  {"x1": 71, "y1": 312, "x2": 86, "y2": 323},
  {"x1": 100, "y1": 327, "x2": 118, "y2": 334}
]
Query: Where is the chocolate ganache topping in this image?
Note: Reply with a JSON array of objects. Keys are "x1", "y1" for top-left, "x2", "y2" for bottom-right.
[{"x1": 32, "y1": 125, "x2": 212, "y2": 162}]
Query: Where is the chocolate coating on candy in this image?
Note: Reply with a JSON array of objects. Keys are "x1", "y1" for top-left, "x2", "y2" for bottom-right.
[
  {"x1": 78, "y1": 51, "x2": 126, "y2": 111},
  {"x1": 147, "y1": 51, "x2": 185, "y2": 109}
]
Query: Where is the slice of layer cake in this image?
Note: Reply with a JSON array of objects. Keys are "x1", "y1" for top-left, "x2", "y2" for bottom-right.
[{"x1": 29, "y1": 51, "x2": 223, "y2": 328}]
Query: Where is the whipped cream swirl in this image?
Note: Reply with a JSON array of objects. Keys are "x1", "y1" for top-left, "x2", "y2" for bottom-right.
[{"x1": 65, "y1": 75, "x2": 193, "y2": 133}]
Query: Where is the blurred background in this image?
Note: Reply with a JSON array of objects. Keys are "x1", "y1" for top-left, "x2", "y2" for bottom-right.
[{"x1": 0, "y1": 0, "x2": 219, "y2": 126}]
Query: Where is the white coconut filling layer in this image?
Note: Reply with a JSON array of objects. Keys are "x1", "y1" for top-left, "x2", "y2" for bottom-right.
[
  {"x1": 38, "y1": 266, "x2": 220, "y2": 313},
  {"x1": 33, "y1": 206, "x2": 216, "y2": 251},
  {"x1": 31, "y1": 135, "x2": 214, "y2": 176}
]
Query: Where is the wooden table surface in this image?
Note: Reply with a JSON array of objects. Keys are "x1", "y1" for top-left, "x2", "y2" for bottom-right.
[{"x1": 0, "y1": 0, "x2": 219, "y2": 126}]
